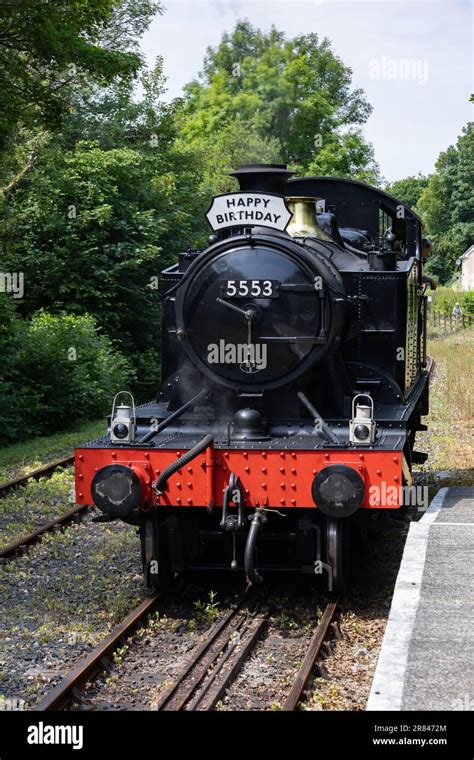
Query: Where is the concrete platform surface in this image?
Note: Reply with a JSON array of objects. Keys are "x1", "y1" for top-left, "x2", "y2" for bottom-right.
[{"x1": 367, "y1": 486, "x2": 474, "y2": 711}]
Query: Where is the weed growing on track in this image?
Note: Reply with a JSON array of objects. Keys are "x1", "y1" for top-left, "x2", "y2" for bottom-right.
[{"x1": 192, "y1": 590, "x2": 220, "y2": 626}]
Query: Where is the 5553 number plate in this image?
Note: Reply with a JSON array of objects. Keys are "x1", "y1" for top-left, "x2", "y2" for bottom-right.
[{"x1": 221, "y1": 279, "x2": 279, "y2": 298}]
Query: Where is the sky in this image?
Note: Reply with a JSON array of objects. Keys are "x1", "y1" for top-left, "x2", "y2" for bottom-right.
[{"x1": 140, "y1": 0, "x2": 473, "y2": 183}]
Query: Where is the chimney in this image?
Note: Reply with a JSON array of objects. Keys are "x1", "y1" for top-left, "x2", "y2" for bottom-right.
[{"x1": 229, "y1": 163, "x2": 294, "y2": 196}]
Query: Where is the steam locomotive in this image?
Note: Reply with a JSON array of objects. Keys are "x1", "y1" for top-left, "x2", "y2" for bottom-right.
[{"x1": 75, "y1": 164, "x2": 431, "y2": 592}]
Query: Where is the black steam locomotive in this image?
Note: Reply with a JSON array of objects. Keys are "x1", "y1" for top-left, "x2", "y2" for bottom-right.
[{"x1": 75, "y1": 164, "x2": 431, "y2": 592}]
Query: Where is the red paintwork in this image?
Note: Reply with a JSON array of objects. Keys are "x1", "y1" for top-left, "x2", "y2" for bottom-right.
[{"x1": 75, "y1": 446, "x2": 403, "y2": 510}]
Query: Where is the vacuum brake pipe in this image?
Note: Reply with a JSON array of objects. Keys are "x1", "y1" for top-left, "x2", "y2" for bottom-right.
[
  {"x1": 138, "y1": 388, "x2": 208, "y2": 444},
  {"x1": 297, "y1": 390, "x2": 339, "y2": 445},
  {"x1": 154, "y1": 434, "x2": 214, "y2": 495},
  {"x1": 244, "y1": 511, "x2": 265, "y2": 585}
]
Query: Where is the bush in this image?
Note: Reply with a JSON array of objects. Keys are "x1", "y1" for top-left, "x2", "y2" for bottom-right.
[
  {"x1": 430, "y1": 286, "x2": 474, "y2": 315},
  {"x1": 2, "y1": 140, "x2": 206, "y2": 372},
  {"x1": 462, "y1": 291, "x2": 474, "y2": 316},
  {"x1": 0, "y1": 305, "x2": 134, "y2": 445}
]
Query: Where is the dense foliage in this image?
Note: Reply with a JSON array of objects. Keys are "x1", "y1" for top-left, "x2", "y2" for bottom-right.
[
  {"x1": 387, "y1": 124, "x2": 473, "y2": 285},
  {"x1": 176, "y1": 20, "x2": 380, "y2": 191},
  {"x1": 417, "y1": 123, "x2": 474, "y2": 284},
  {"x1": 0, "y1": 298, "x2": 132, "y2": 444},
  {"x1": 0, "y1": 6, "x2": 471, "y2": 443},
  {"x1": 0, "y1": 0, "x2": 159, "y2": 161},
  {"x1": 1, "y1": 71, "x2": 207, "y2": 398},
  {"x1": 384, "y1": 175, "x2": 429, "y2": 211}
]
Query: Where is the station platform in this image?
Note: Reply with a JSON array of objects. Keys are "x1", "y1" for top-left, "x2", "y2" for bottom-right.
[{"x1": 367, "y1": 486, "x2": 474, "y2": 711}]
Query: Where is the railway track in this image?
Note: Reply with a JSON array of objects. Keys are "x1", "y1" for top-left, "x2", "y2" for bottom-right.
[
  {"x1": 0, "y1": 454, "x2": 85, "y2": 560},
  {"x1": 283, "y1": 598, "x2": 340, "y2": 710},
  {"x1": 33, "y1": 589, "x2": 339, "y2": 712},
  {"x1": 0, "y1": 455, "x2": 74, "y2": 498},
  {"x1": 0, "y1": 504, "x2": 88, "y2": 560},
  {"x1": 155, "y1": 589, "x2": 269, "y2": 711},
  {"x1": 34, "y1": 593, "x2": 161, "y2": 711},
  {"x1": 156, "y1": 594, "x2": 340, "y2": 711}
]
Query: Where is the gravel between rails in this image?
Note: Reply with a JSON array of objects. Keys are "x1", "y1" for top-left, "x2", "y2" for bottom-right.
[
  {"x1": 0, "y1": 511, "x2": 437, "y2": 712},
  {"x1": 0, "y1": 512, "x2": 145, "y2": 710},
  {"x1": 64, "y1": 586, "x2": 258, "y2": 711},
  {"x1": 216, "y1": 590, "x2": 332, "y2": 711},
  {"x1": 0, "y1": 469, "x2": 78, "y2": 551},
  {"x1": 68, "y1": 517, "x2": 407, "y2": 714},
  {"x1": 56, "y1": 518, "x2": 407, "y2": 714},
  {"x1": 0, "y1": 501, "x2": 414, "y2": 713}
]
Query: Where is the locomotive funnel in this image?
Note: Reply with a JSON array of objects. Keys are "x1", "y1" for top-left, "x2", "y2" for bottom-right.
[{"x1": 229, "y1": 163, "x2": 294, "y2": 196}]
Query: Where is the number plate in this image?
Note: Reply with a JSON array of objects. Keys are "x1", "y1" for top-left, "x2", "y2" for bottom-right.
[{"x1": 220, "y1": 279, "x2": 279, "y2": 298}]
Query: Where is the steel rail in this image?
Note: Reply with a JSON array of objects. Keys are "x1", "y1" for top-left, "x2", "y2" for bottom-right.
[
  {"x1": 189, "y1": 613, "x2": 268, "y2": 711},
  {"x1": 0, "y1": 455, "x2": 86, "y2": 559},
  {"x1": 0, "y1": 504, "x2": 88, "y2": 560},
  {"x1": 34, "y1": 593, "x2": 161, "y2": 711},
  {"x1": 155, "y1": 590, "x2": 268, "y2": 711},
  {"x1": 0, "y1": 455, "x2": 75, "y2": 498},
  {"x1": 282, "y1": 598, "x2": 340, "y2": 711}
]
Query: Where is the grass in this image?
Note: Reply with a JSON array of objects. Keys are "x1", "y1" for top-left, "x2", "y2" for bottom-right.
[
  {"x1": 428, "y1": 328, "x2": 473, "y2": 421},
  {"x1": 415, "y1": 326, "x2": 474, "y2": 477},
  {"x1": 0, "y1": 417, "x2": 106, "y2": 549},
  {"x1": 427, "y1": 286, "x2": 474, "y2": 316},
  {"x1": 0, "y1": 418, "x2": 105, "y2": 484}
]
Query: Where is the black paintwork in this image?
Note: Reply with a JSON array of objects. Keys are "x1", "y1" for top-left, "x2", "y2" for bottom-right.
[
  {"x1": 155, "y1": 172, "x2": 429, "y2": 457},
  {"x1": 84, "y1": 168, "x2": 431, "y2": 582}
]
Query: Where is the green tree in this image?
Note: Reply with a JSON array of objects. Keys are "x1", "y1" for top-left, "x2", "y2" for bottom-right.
[
  {"x1": 186, "y1": 120, "x2": 283, "y2": 197},
  {"x1": 177, "y1": 20, "x2": 379, "y2": 181},
  {"x1": 1, "y1": 70, "x2": 206, "y2": 398},
  {"x1": 384, "y1": 174, "x2": 430, "y2": 211},
  {"x1": 0, "y1": 0, "x2": 161, "y2": 193},
  {"x1": 417, "y1": 123, "x2": 474, "y2": 283},
  {"x1": 0, "y1": 0, "x2": 160, "y2": 149}
]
